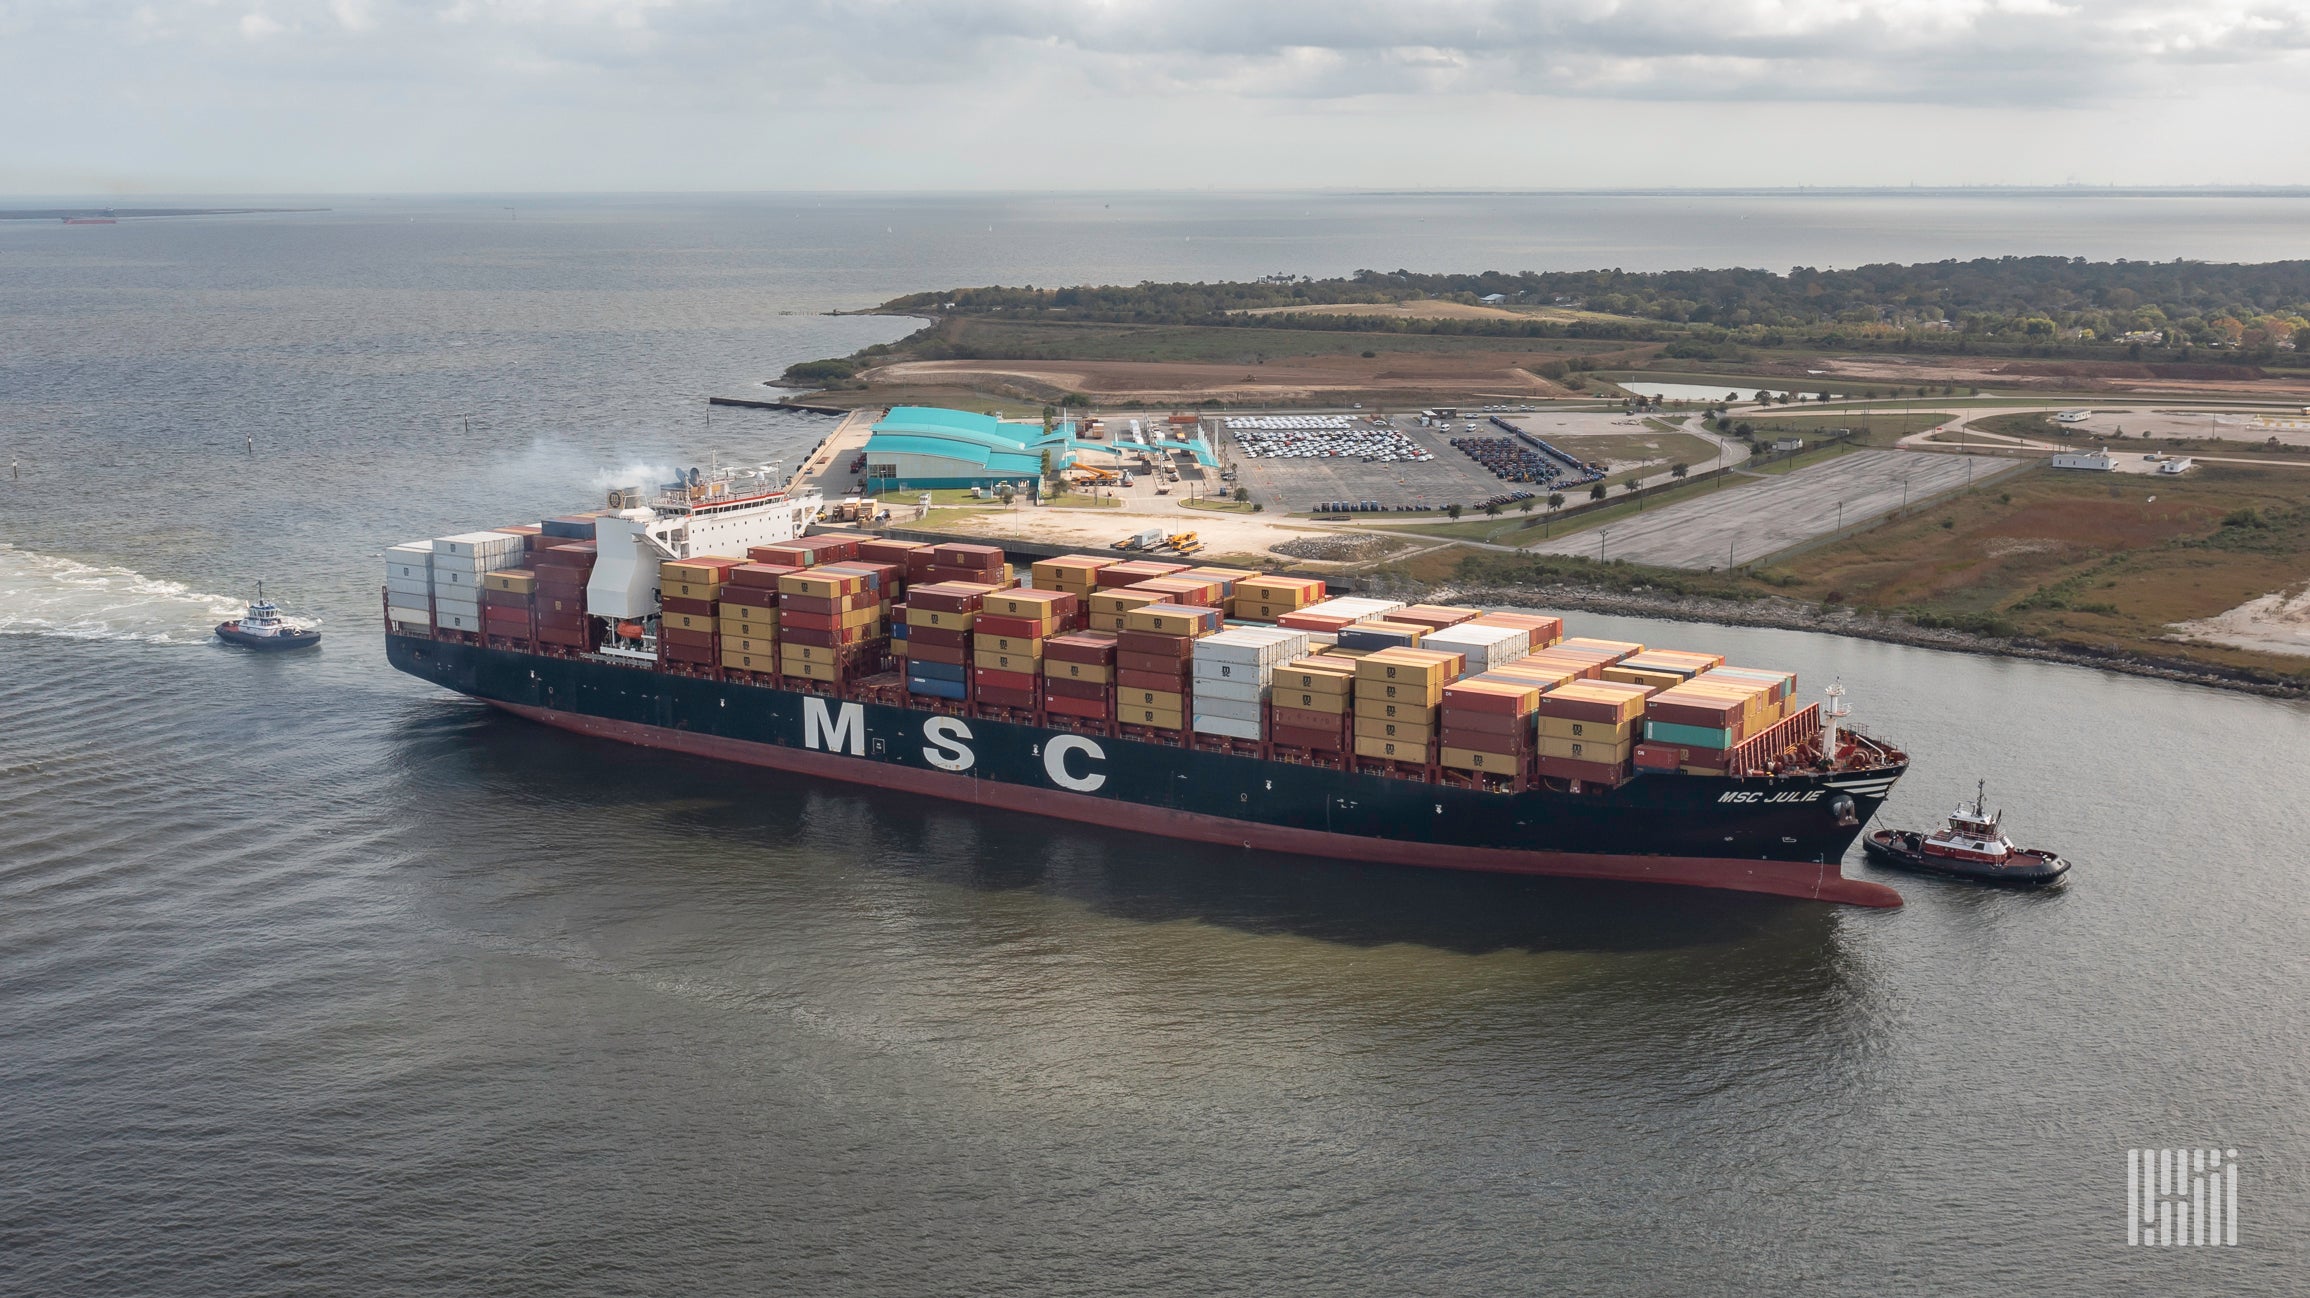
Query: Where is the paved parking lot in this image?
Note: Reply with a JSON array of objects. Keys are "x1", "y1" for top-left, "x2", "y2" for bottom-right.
[
  {"x1": 1227, "y1": 416, "x2": 1545, "y2": 514},
  {"x1": 1520, "y1": 449, "x2": 2023, "y2": 569}
]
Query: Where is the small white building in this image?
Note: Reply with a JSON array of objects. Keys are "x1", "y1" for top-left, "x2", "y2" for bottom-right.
[
  {"x1": 2055, "y1": 409, "x2": 2093, "y2": 424},
  {"x1": 1478, "y1": 293, "x2": 1509, "y2": 305},
  {"x1": 2052, "y1": 449, "x2": 2116, "y2": 471},
  {"x1": 2157, "y1": 457, "x2": 2194, "y2": 475}
]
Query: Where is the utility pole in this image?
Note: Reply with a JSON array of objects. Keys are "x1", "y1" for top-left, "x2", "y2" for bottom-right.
[{"x1": 1598, "y1": 527, "x2": 1610, "y2": 563}]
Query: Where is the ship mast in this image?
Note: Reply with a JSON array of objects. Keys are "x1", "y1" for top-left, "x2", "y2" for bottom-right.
[{"x1": 1822, "y1": 679, "x2": 1850, "y2": 765}]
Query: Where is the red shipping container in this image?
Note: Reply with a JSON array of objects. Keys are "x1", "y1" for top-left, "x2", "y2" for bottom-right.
[
  {"x1": 1441, "y1": 724, "x2": 1532, "y2": 752},
  {"x1": 538, "y1": 624, "x2": 590, "y2": 647},
  {"x1": 662, "y1": 639, "x2": 716, "y2": 665},
  {"x1": 1117, "y1": 651, "x2": 1190, "y2": 676},
  {"x1": 1045, "y1": 693, "x2": 1111, "y2": 720},
  {"x1": 1438, "y1": 708, "x2": 1525, "y2": 736},
  {"x1": 480, "y1": 588, "x2": 531, "y2": 609},
  {"x1": 1116, "y1": 630, "x2": 1194, "y2": 658},
  {"x1": 1044, "y1": 676, "x2": 1110, "y2": 701},
  {"x1": 537, "y1": 608, "x2": 587, "y2": 629},
  {"x1": 534, "y1": 542, "x2": 598, "y2": 568},
  {"x1": 662, "y1": 626, "x2": 717, "y2": 649},
  {"x1": 975, "y1": 684, "x2": 1037, "y2": 710},
  {"x1": 1536, "y1": 756, "x2": 1626, "y2": 783},
  {"x1": 1045, "y1": 631, "x2": 1119, "y2": 663},
  {"x1": 729, "y1": 562, "x2": 799, "y2": 589},
  {"x1": 907, "y1": 641, "x2": 966, "y2": 666},
  {"x1": 971, "y1": 666, "x2": 1038, "y2": 693},
  {"x1": 859, "y1": 538, "x2": 927, "y2": 566},
  {"x1": 909, "y1": 583, "x2": 992, "y2": 613},
  {"x1": 1117, "y1": 667, "x2": 1188, "y2": 693},
  {"x1": 907, "y1": 625, "x2": 969, "y2": 649},
  {"x1": 721, "y1": 585, "x2": 778, "y2": 610},
  {"x1": 781, "y1": 610, "x2": 843, "y2": 633},
  {"x1": 974, "y1": 613, "x2": 1048, "y2": 640},
  {"x1": 1269, "y1": 705, "x2": 1346, "y2": 732},
  {"x1": 1270, "y1": 723, "x2": 1348, "y2": 750},
  {"x1": 933, "y1": 541, "x2": 1006, "y2": 567},
  {"x1": 1096, "y1": 560, "x2": 1188, "y2": 587},
  {"x1": 662, "y1": 595, "x2": 716, "y2": 616},
  {"x1": 782, "y1": 624, "x2": 872, "y2": 648},
  {"x1": 1633, "y1": 743, "x2": 1685, "y2": 772},
  {"x1": 482, "y1": 611, "x2": 532, "y2": 635}
]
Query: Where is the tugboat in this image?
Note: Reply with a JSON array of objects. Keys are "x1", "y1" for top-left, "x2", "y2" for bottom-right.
[
  {"x1": 216, "y1": 583, "x2": 321, "y2": 651},
  {"x1": 1863, "y1": 781, "x2": 2068, "y2": 886}
]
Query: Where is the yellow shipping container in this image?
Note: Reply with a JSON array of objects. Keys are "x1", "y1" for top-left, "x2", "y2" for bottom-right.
[
  {"x1": 1043, "y1": 660, "x2": 1112, "y2": 684},
  {"x1": 1355, "y1": 677, "x2": 1444, "y2": 707},
  {"x1": 664, "y1": 580, "x2": 723, "y2": 603},
  {"x1": 781, "y1": 643, "x2": 843, "y2": 665},
  {"x1": 1088, "y1": 612, "x2": 1129, "y2": 632},
  {"x1": 974, "y1": 650, "x2": 1040, "y2": 674},
  {"x1": 906, "y1": 607, "x2": 977, "y2": 631},
  {"x1": 1354, "y1": 646, "x2": 1462, "y2": 685},
  {"x1": 1277, "y1": 690, "x2": 1351, "y2": 714},
  {"x1": 661, "y1": 559, "x2": 737, "y2": 584},
  {"x1": 663, "y1": 612, "x2": 716, "y2": 633},
  {"x1": 1355, "y1": 699, "x2": 1437, "y2": 725},
  {"x1": 840, "y1": 605, "x2": 881, "y2": 630},
  {"x1": 721, "y1": 650, "x2": 776, "y2": 673},
  {"x1": 482, "y1": 570, "x2": 537, "y2": 594},
  {"x1": 1277, "y1": 661, "x2": 1356, "y2": 693},
  {"x1": 1119, "y1": 705, "x2": 1185, "y2": 729},
  {"x1": 1121, "y1": 688, "x2": 1186, "y2": 711},
  {"x1": 1031, "y1": 556, "x2": 1114, "y2": 586},
  {"x1": 779, "y1": 572, "x2": 862, "y2": 599},
  {"x1": 779, "y1": 658, "x2": 841, "y2": 682},
  {"x1": 1440, "y1": 746, "x2": 1523, "y2": 773},
  {"x1": 1089, "y1": 590, "x2": 1160, "y2": 616},
  {"x1": 718, "y1": 613, "x2": 778, "y2": 637},
  {"x1": 1601, "y1": 667, "x2": 1687, "y2": 692},
  {"x1": 1124, "y1": 604, "x2": 1214, "y2": 637},
  {"x1": 1353, "y1": 735, "x2": 1428, "y2": 762},
  {"x1": 724, "y1": 635, "x2": 777, "y2": 657},
  {"x1": 1353, "y1": 715, "x2": 1435, "y2": 742},
  {"x1": 1537, "y1": 715, "x2": 1637, "y2": 742},
  {"x1": 1537, "y1": 735, "x2": 1635, "y2": 762},
  {"x1": 981, "y1": 634, "x2": 1045, "y2": 656}
]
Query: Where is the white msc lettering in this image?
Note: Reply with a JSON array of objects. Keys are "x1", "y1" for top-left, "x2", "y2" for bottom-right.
[
  {"x1": 1044, "y1": 735, "x2": 1106, "y2": 792},
  {"x1": 922, "y1": 716, "x2": 975, "y2": 772},
  {"x1": 802, "y1": 697, "x2": 865, "y2": 756}
]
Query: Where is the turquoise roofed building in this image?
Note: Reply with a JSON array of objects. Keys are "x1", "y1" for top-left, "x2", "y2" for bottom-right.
[{"x1": 860, "y1": 407, "x2": 1079, "y2": 492}]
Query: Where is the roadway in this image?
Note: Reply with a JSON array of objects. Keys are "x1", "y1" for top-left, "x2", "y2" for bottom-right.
[{"x1": 1518, "y1": 449, "x2": 2020, "y2": 569}]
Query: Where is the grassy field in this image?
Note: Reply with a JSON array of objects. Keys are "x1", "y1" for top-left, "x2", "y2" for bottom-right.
[
  {"x1": 1559, "y1": 430, "x2": 1723, "y2": 467},
  {"x1": 1179, "y1": 497, "x2": 1256, "y2": 513},
  {"x1": 1739, "y1": 411, "x2": 1953, "y2": 445},
  {"x1": 1750, "y1": 464, "x2": 2310, "y2": 680},
  {"x1": 1041, "y1": 491, "x2": 1122, "y2": 509}
]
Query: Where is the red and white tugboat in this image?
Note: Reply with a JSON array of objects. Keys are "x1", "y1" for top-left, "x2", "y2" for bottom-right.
[
  {"x1": 216, "y1": 582, "x2": 321, "y2": 651},
  {"x1": 1864, "y1": 780, "x2": 2068, "y2": 886}
]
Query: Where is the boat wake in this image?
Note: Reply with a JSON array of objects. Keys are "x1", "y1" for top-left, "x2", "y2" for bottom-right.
[{"x1": 0, "y1": 544, "x2": 246, "y2": 645}]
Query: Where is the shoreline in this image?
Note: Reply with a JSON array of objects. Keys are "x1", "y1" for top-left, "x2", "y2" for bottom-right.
[{"x1": 1424, "y1": 581, "x2": 2310, "y2": 700}]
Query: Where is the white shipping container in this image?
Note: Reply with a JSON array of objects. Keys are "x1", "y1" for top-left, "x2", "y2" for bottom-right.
[
  {"x1": 1190, "y1": 677, "x2": 1266, "y2": 703},
  {"x1": 1190, "y1": 714, "x2": 1263, "y2": 741},
  {"x1": 388, "y1": 619, "x2": 431, "y2": 636},
  {"x1": 386, "y1": 604, "x2": 430, "y2": 624},
  {"x1": 434, "y1": 596, "x2": 481, "y2": 615},
  {"x1": 385, "y1": 574, "x2": 431, "y2": 598},
  {"x1": 1423, "y1": 623, "x2": 1530, "y2": 670},
  {"x1": 437, "y1": 611, "x2": 482, "y2": 633},
  {"x1": 1192, "y1": 695, "x2": 1265, "y2": 722},
  {"x1": 436, "y1": 530, "x2": 527, "y2": 559},
  {"x1": 1295, "y1": 596, "x2": 1404, "y2": 622}
]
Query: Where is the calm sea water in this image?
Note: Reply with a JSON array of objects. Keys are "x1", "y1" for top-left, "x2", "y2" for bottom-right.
[{"x1": 3, "y1": 193, "x2": 2307, "y2": 1296}]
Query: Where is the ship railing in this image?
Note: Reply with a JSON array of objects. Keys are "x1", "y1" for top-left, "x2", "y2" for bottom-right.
[{"x1": 1726, "y1": 703, "x2": 1824, "y2": 776}]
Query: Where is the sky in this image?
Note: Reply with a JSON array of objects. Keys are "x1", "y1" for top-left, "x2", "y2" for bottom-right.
[{"x1": 5, "y1": 0, "x2": 2309, "y2": 193}]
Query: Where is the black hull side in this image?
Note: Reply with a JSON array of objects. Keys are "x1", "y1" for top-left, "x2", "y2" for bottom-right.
[{"x1": 387, "y1": 634, "x2": 1906, "y2": 905}]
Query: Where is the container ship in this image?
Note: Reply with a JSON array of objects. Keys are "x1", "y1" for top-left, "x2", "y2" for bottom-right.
[{"x1": 383, "y1": 468, "x2": 1910, "y2": 907}]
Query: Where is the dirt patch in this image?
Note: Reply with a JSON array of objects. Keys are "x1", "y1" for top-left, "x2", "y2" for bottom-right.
[
  {"x1": 2169, "y1": 584, "x2": 2310, "y2": 658},
  {"x1": 1801, "y1": 354, "x2": 2310, "y2": 398}
]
